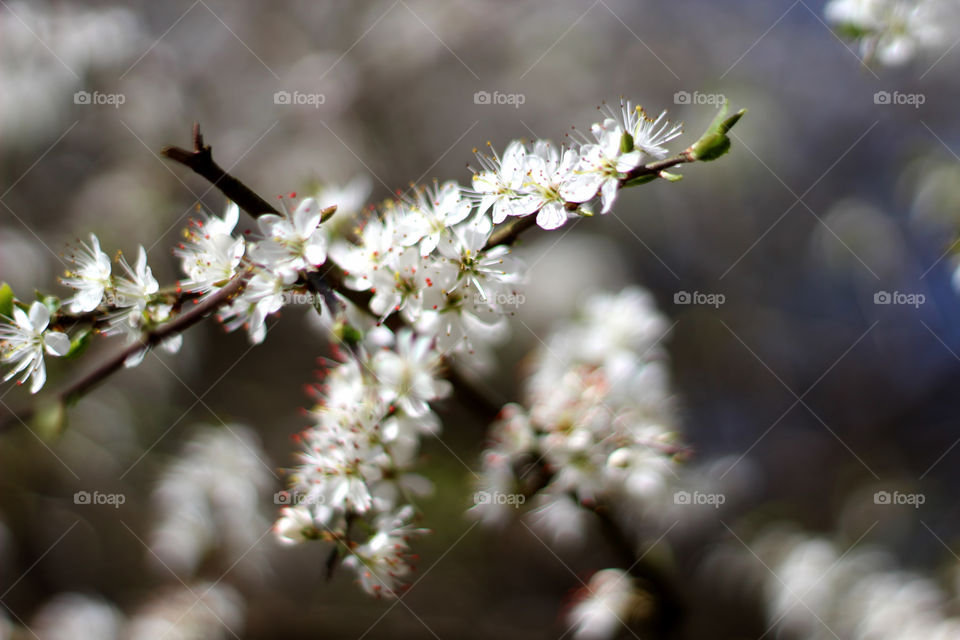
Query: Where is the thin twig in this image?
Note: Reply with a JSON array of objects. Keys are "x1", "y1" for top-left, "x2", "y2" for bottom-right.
[
  {"x1": 161, "y1": 123, "x2": 280, "y2": 219},
  {"x1": 0, "y1": 275, "x2": 246, "y2": 433}
]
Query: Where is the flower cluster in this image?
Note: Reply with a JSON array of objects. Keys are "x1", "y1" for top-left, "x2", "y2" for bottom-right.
[
  {"x1": 330, "y1": 201, "x2": 523, "y2": 368},
  {"x1": 175, "y1": 196, "x2": 330, "y2": 345},
  {"x1": 325, "y1": 100, "x2": 680, "y2": 368},
  {"x1": 0, "y1": 100, "x2": 704, "y2": 606},
  {"x1": 470, "y1": 287, "x2": 684, "y2": 529},
  {"x1": 273, "y1": 322, "x2": 443, "y2": 597},
  {"x1": 825, "y1": 0, "x2": 958, "y2": 65},
  {"x1": 471, "y1": 101, "x2": 681, "y2": 228},
  {"x1": 0, "y1": 99, "x2": 687, "y2": 400}
]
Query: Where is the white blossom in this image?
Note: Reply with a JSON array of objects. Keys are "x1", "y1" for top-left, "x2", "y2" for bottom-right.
[
  {"x1": 61, "y1": 233, "x2": 112, "y2": 312},
  {"x1": 217, "y1": 269, "x2": 287, "y2": 344},
  {"x1": 825, "y1": 0, "x2": 957, "y2": 65},
  {"x1": 273, "y1": 504, "x2": 322, "y2": 545},
  {"x1": 175, "y1": 202, "x2": 245, "y2": 297},
  {"x1": 149, "y1": 425, "x2": 273, "y2": 577},
  {"x1": 561, "y1": 119, "x2": 643, "y2": 213},
  {"x1": 31, "y1": 593, "x2": 123, "y2": 640},
  {"x1": 568, "y1": 569, "x2": 638, "y2": 640},
  {"x1": 396, "y1": 181, "x2": 471, "y2": 256},
  {"x1": 372, "y1": 330, "x2": 451, "y2": 417},
  {"x1": 113, "y1": 245, "x2": 159, "y2": 310},
  {"x1": 250, "y1": 195, "x2": 327, "y2": 277},
  {"x1": 469, "y1": 287, "x2": 681, "y2": 533},
  {"x1": 125, "y1": 583, "x2": 244, "y2": 640},
  {"x1": 328, "y1": 213, "x2": 399, "y2": 292},
  {"x1": 342, "y1": 505, "x2": 427, "y2": 598},
  {"x1": 471, "y1": 140, "x2": 537, "y2": 224},
  {"x1": 520, "y1": 140, "x2": 580, "y2": 230},
  {"x1": 0, "y1": 301, "x2": 70, "y2": 393}
]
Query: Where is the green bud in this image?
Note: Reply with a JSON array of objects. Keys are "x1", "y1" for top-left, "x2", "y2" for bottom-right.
[
  {"x1": 0, "y1": 283, "x2": 13, "y2": 319},
  {"x1": 341, "y1": 324, "x2": 364, "y2": 345},
  {"x1": 690, "y1": 101, "x2": 746, "y2": 162},
  {"x1": 320, "y1": 205, "x2": 338, "y2": 223}
]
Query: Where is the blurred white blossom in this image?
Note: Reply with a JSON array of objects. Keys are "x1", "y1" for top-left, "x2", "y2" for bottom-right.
[
  {"x1": 825, "y1": 0, "x2": 959, "y2": 65},
  {"x1": 149, "y1": 425, "x2": 273, "y2": 577},
  {"x1": 30, "y1": 593, "x2": 123, "y2": 640}
]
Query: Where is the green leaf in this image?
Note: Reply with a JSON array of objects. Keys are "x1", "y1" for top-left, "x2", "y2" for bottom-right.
[
  {"x1": 659, "y1": 171, "x2": 684, "y2": 182},
  {"x1": 65, "y1": 328, "x2": 92, "y2": 360},
  {"x1": 690, "y1": 101, "x2": 747, "y2": 162},
  {"x1": 338, "y1": 323, "x2": 364, "y2": 346},
  {"x1": 0, "y1": 283, "x2": 13, "y2": 319},
  {"x1": 621, "y1": 174, "x2": 659, "y2": 188}
]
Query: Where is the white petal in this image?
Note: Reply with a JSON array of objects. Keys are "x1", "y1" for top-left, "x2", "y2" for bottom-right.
[
  {"x1": 304, "y1": 237, "x2": 327, "y2": 266},
  {"x1": 293, "y1": 198, "x2": 321, "y2": 236},
  {"x1": 44, "y1": 331, "x2": 71, "y2": 356},
  {"x1": 28, "y1": 302, "x2": 50, "y2": 332},
  {"x1": 29, "y1": 359, "x2": 46, "y2": 394},
  {"x1": 560, "y1": 173, "x2": 604, "y2": 203},
  {"x1": 536, "y1": 204, "x2": 568, "y2": 230}
]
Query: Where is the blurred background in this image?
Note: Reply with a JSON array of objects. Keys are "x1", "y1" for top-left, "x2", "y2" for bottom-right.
[{"x1": 2, "y1": 0, "x2": 960, "y2": 638}]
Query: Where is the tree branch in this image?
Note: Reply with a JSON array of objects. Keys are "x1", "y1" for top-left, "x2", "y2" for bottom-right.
[
  {"x1": 0, "y1": 275, "x2": 247, "y2": 433},
  {"x1": 161, "y1": 127, "x2": 701, "y2": 422},
  {"x1": 588, "y1": 502, "x2": 685, "y2": 636},
  {"x1": 161, "y1": 123, "x2": 281, "y2": 219}
]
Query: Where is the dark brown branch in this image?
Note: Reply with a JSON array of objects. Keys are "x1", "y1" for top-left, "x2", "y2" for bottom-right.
[
  {"x1": 445, "y1": 365, "x2": 505, "y2": 421},
  {"x1": 161, "y1": 123, "x2": 280, "y2": 219},
  {"x1": 0, "y1": 275, "x2": 246, "y2": 433}
]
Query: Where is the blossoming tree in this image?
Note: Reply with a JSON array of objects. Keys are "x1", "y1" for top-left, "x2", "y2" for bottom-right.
[{"x1": 0, "y1": 99, "x2": 743, "y2": 636}]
